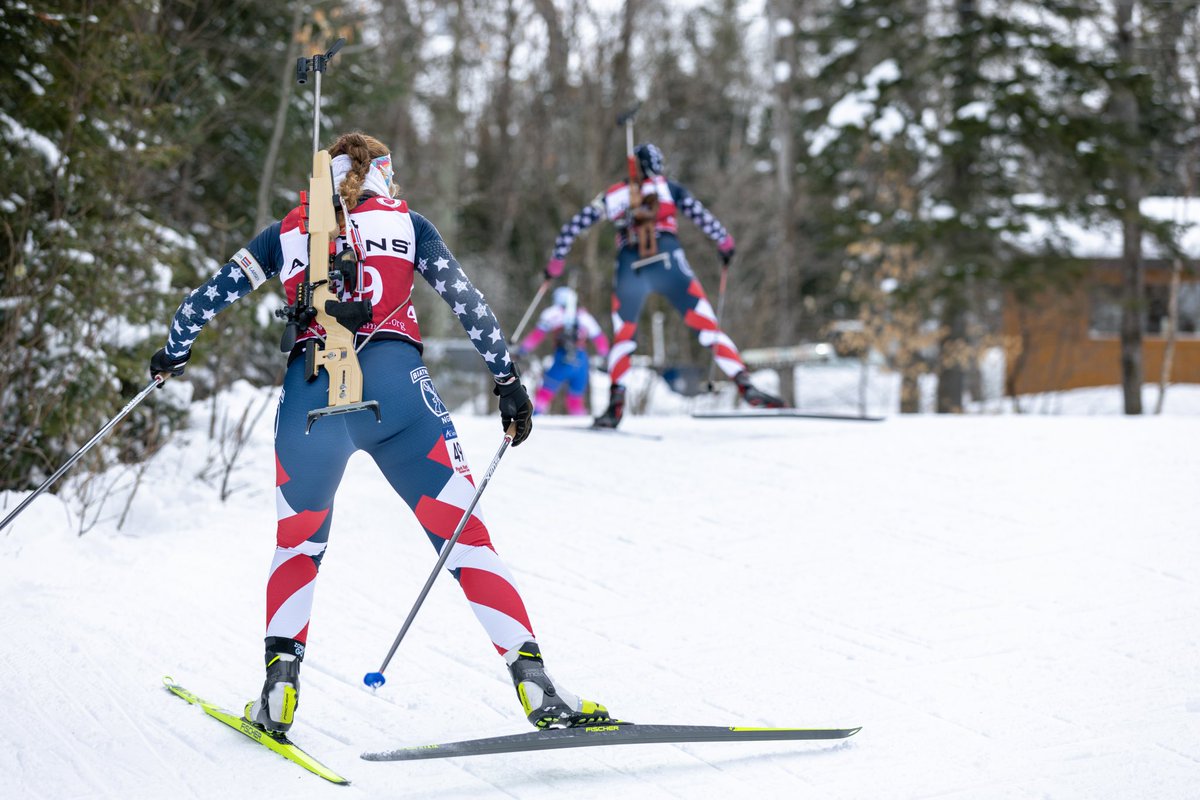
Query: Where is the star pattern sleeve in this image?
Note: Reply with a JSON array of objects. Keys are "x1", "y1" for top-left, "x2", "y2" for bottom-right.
[
  {"x1": 411, "y1": 212, "x2": 516, "y2": 383},
  {"x1": 164, "y1": 222, "x2": 283, "y2": 359},
  {"x1": 550, "y1": 194, "x2": 605, "y2": 261},
  {"x1": 670, "y1": 181, "x2": 729, "y2": 244}
]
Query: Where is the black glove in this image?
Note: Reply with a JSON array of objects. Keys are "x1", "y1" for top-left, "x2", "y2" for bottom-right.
[
  {"x1": 149, "y1": 348, "x2": 190, "y2": 383},
  {"x1": 493, "y1": 378, "x2": 533, "y2": 446}
]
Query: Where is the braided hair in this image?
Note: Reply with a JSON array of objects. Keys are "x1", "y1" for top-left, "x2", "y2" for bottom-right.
[{"x1": 327, "y1": 131, "x2": 391, "y2": 211}]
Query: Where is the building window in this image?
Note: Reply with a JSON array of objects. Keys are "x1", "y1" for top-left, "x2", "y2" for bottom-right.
[{"x1": 1089, "y1": 281, "x2": 1200, "y2": 337}]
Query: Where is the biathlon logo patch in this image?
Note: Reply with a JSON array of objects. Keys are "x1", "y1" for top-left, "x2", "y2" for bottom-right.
[{"x1": 410, "y1": 367, "x2": 449, "y2": 419}]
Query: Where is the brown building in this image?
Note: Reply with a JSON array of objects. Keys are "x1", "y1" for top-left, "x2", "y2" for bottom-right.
[
  {"x1": 1002, "y1": 197, "x2": 1200, "y2": 395},
  {"x1": 1004, "y1": 259, "x2": 1200, "y2": 395}
]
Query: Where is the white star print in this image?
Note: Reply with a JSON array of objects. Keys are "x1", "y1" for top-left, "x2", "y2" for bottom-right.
[
  {"x1": 187, "y1": 323, "x2": 202, "y2": 334},
  {"x1": 227, "y1": 266, "x2": 245, "y2": 282},
  {"x1": 467, "y1": 326, "x2": 483, "y2": 340},
  {"x1": 182, "y1": 302, "x2": 194, "y2": 317},
  {"x1": 434, "y1": 280, "x2": 446, "y2": 294},
  {"x1": 225, "y1": 291, "x2": 241, "y2": 303},
  {"x1": 488, "y1": 327, "x2": 502, "y2": 343},
  {"x1": 473, "y1": 303, "x2": 488, "y2": 317},
  {"x1": 453, "y1": 302, "x2": 467, "y2": 316},
  {"x1": 172, "y1": 320, "x2": 183, "y2": 334},
  {"x1": 201, "y1": 309, "x2": 215, "y2": 321},
  {"x1": 434, "y1": 257, "x2": 450, "y2": 272},
  {"x1": 482, "y1": 350, "x2": 496, "y2": 363},
  {"x1": 502, "y1": 352, "x2": 511, "y2": 365},
  {"x1": 417, "y1": 257, "x2": 429, "y2": 273},
  {"x1": 452, "y1": 279, "x2": 467, "y2": 292},
  {"x1": 204, "y1": 285, "x2": 219, "y2": 300}
]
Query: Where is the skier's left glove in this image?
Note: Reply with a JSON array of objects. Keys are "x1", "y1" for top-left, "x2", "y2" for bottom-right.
[
  {"x1": 494, "y1": 377, "x2": 533, "y2": 446},
  {"x1": 150, "y1": 348, "x2": 190, "y2": 384},
  {"x1": 718, "y1": 235, "x2": 736, "y2": 265}
]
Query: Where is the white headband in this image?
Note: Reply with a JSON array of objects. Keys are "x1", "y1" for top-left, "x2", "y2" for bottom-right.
[{"x1": 329, "y1": 153, "x2": 393, "y2": 204}]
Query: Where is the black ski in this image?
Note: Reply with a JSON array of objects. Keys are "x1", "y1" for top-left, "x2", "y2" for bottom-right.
[
  {"x1": 361, "y1": 722, "x2": 860, "y2": 761},
  {"x1": 539, "y1": 422, "x2": 663, "y2": 441},
  {"x1": 585, "y1": 425, "x2": 663, "y2": 440},
  {"x1": 692, "y1": 409, "x2": 884, "y2": 422}
]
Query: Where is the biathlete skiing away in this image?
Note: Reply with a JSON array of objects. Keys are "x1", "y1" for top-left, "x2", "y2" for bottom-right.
[
  {"x1": 148, "y1": 132, "x2": 611, "y2": 736},
  {"x1": 515, "y1": 286, "x2": 610, "y2": 416},
  {"x1": 544, "y1": 142, "x2": 785, "y2": 428}
]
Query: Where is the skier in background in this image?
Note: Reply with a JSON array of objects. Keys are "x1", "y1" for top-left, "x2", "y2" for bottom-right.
[
  {"x1": 515, "y1": 286, "x2": 610, "y2": 416},
  {"x1": 149, "y1": 132, "x2": 610, "y2": 736},
  {"x1": 544, "y1": 142, "x2": 785, "y2": 428}
]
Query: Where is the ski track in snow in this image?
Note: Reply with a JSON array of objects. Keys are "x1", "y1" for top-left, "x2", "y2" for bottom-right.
[{"x1": 1, "y1": 388, "x2": 1198, "y2": 798}]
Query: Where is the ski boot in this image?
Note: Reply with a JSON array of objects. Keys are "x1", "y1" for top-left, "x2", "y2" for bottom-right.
[
  {"x1": 506, "y1": 642, "x2": 611, "y2": 729},
  {"x1": 592, "y1": 384, "x2": 626, "y2": 429},
  {"x1": 734, "y1": 371, "x2": 786, "y2": 409},
  {"x1": 245, "y1": 651, "x2": 301, "y2": 735}
]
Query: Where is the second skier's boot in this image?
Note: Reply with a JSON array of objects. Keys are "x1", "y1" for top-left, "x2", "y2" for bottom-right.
[
  {"x1": 245, "y1": 652, "x2": 301, "y2": 735},
  {"x1": 592, "y1": 384, "x2": 626, "y2": 429},
  {"x1": 506, "y1": 641, "x2": 612, "y2": 729},
  {"x1": 734, "y1": 371, "x2": 786, "y2": 409}
]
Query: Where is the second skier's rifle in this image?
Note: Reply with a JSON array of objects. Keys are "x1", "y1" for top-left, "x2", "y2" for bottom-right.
[
  {"x1": 276, "y1": 38, "x2": 380, "y2": 432},
  {"x1": 617, "y1": 102, "x2": 658, "y2": 258}
]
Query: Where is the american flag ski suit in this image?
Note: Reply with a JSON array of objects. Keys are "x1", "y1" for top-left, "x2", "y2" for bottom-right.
[
  {"x1": 162, "y1": 197, "x2": 537, "y2": 661},
  {"x1": 549, "y1": 175, "x2": 747, "y2": 387}
]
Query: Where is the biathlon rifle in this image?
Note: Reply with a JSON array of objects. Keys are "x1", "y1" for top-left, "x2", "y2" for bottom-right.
[
  {"x1": 616, "y1": 102, "x2": 658, "y2": 258},
  {"x1": 277, "y1": 38, "x2": 380, "y2": 432}
]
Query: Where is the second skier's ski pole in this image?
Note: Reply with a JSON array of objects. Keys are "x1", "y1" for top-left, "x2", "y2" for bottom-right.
[
  {"x1": 705, "y1": 263, "x2": 730, "y2": 392},
  {"x1": 0, "y1": 376, "x2": 162, "y2": 533},
  {"x1": 364, "y1": 426, "x2": 516, "y2": 689},
  {"x1": 511, "y1": 279, "x2": 550, "y2": 344}
]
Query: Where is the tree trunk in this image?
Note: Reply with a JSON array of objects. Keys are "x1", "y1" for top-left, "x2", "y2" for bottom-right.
[
  {"x1": 1154, "y1": 257, "x2": 1181, "y2": 414},
  {"x1": 900, "y1": 368, "x2": 921, "y2": 413},
  {"x1": 769, "y1": 0, "x2": 796, "y2": 343},
  {"x1": 936, "y1": 298, "x2": 967, "y2": 413},
  {"x1": 255, "y1": 6, "x2": 304, "y2": 232},
  {"x1": 935, "y1": 0, "x2": 979, "y2": 413},
  {"x1": 1114, "y1": 0, "x2": 1144, "y2": 414}
]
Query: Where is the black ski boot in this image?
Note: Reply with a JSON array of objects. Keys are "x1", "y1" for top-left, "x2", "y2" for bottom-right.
[
  {"x1": 593, "y1": 384, "x2": 626, "y2": 429},
  {"x1": 506, "y1": 642, "x2": 611, "y2": 729},
  {"x1": 245, "y1": 651, "x2": 301, "y2": 735},
  {"x1": 734, "y1": 371, "x2": 786, "y2": 409}
]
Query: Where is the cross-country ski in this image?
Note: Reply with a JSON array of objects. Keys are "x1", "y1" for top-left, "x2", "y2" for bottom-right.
[
  {"x1": 163, "y1": 677, "x2": 349, "y2": 785},
  {"x1": 362, "y1": 722, "x2": 861, "y2": 762}
]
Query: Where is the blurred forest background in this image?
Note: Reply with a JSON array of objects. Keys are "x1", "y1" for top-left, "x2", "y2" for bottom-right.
[{"x1": 2, "y1": 0, "x2": 1199, "y2": 491}]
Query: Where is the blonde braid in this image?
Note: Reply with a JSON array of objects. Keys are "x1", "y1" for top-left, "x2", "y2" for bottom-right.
[{"x1": 328, "y1": 131, "x2": 391, "y2": 210}]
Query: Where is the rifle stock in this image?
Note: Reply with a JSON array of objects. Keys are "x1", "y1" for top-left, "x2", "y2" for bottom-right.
[
  {"x1": 621, "y1": 106, "x2": 657, "y2": 258},
  {"x1": 307, "y1": 150, "x2": 366, "y2": 408},
  {"x1": 293, "y1": 40, "x2": 380, "y2": 432}
]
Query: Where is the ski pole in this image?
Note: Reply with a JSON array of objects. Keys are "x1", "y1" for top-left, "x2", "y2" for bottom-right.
[
  {"x1": 705, "y1": 262, "x2": 730, "y2": 392},
  {"x1": 0, "y1": 376, "x2": 163, "y2": 533},
  {"x1": 364, "y1": 425, "x2": 516, "y2": 689},
  {"x1": 511, "y1": 279, "x2": 550, "y2": 345}
]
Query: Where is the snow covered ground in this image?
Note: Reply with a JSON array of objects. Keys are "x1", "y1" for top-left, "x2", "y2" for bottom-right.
[{"x1": 2, "y1": 381, "x2": 1198, "y2": 799}]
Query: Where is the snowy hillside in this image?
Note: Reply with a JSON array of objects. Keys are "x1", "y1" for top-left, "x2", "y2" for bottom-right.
[{"x1": 2, "y1": 385, "x2": 1198, "y2": 799}]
